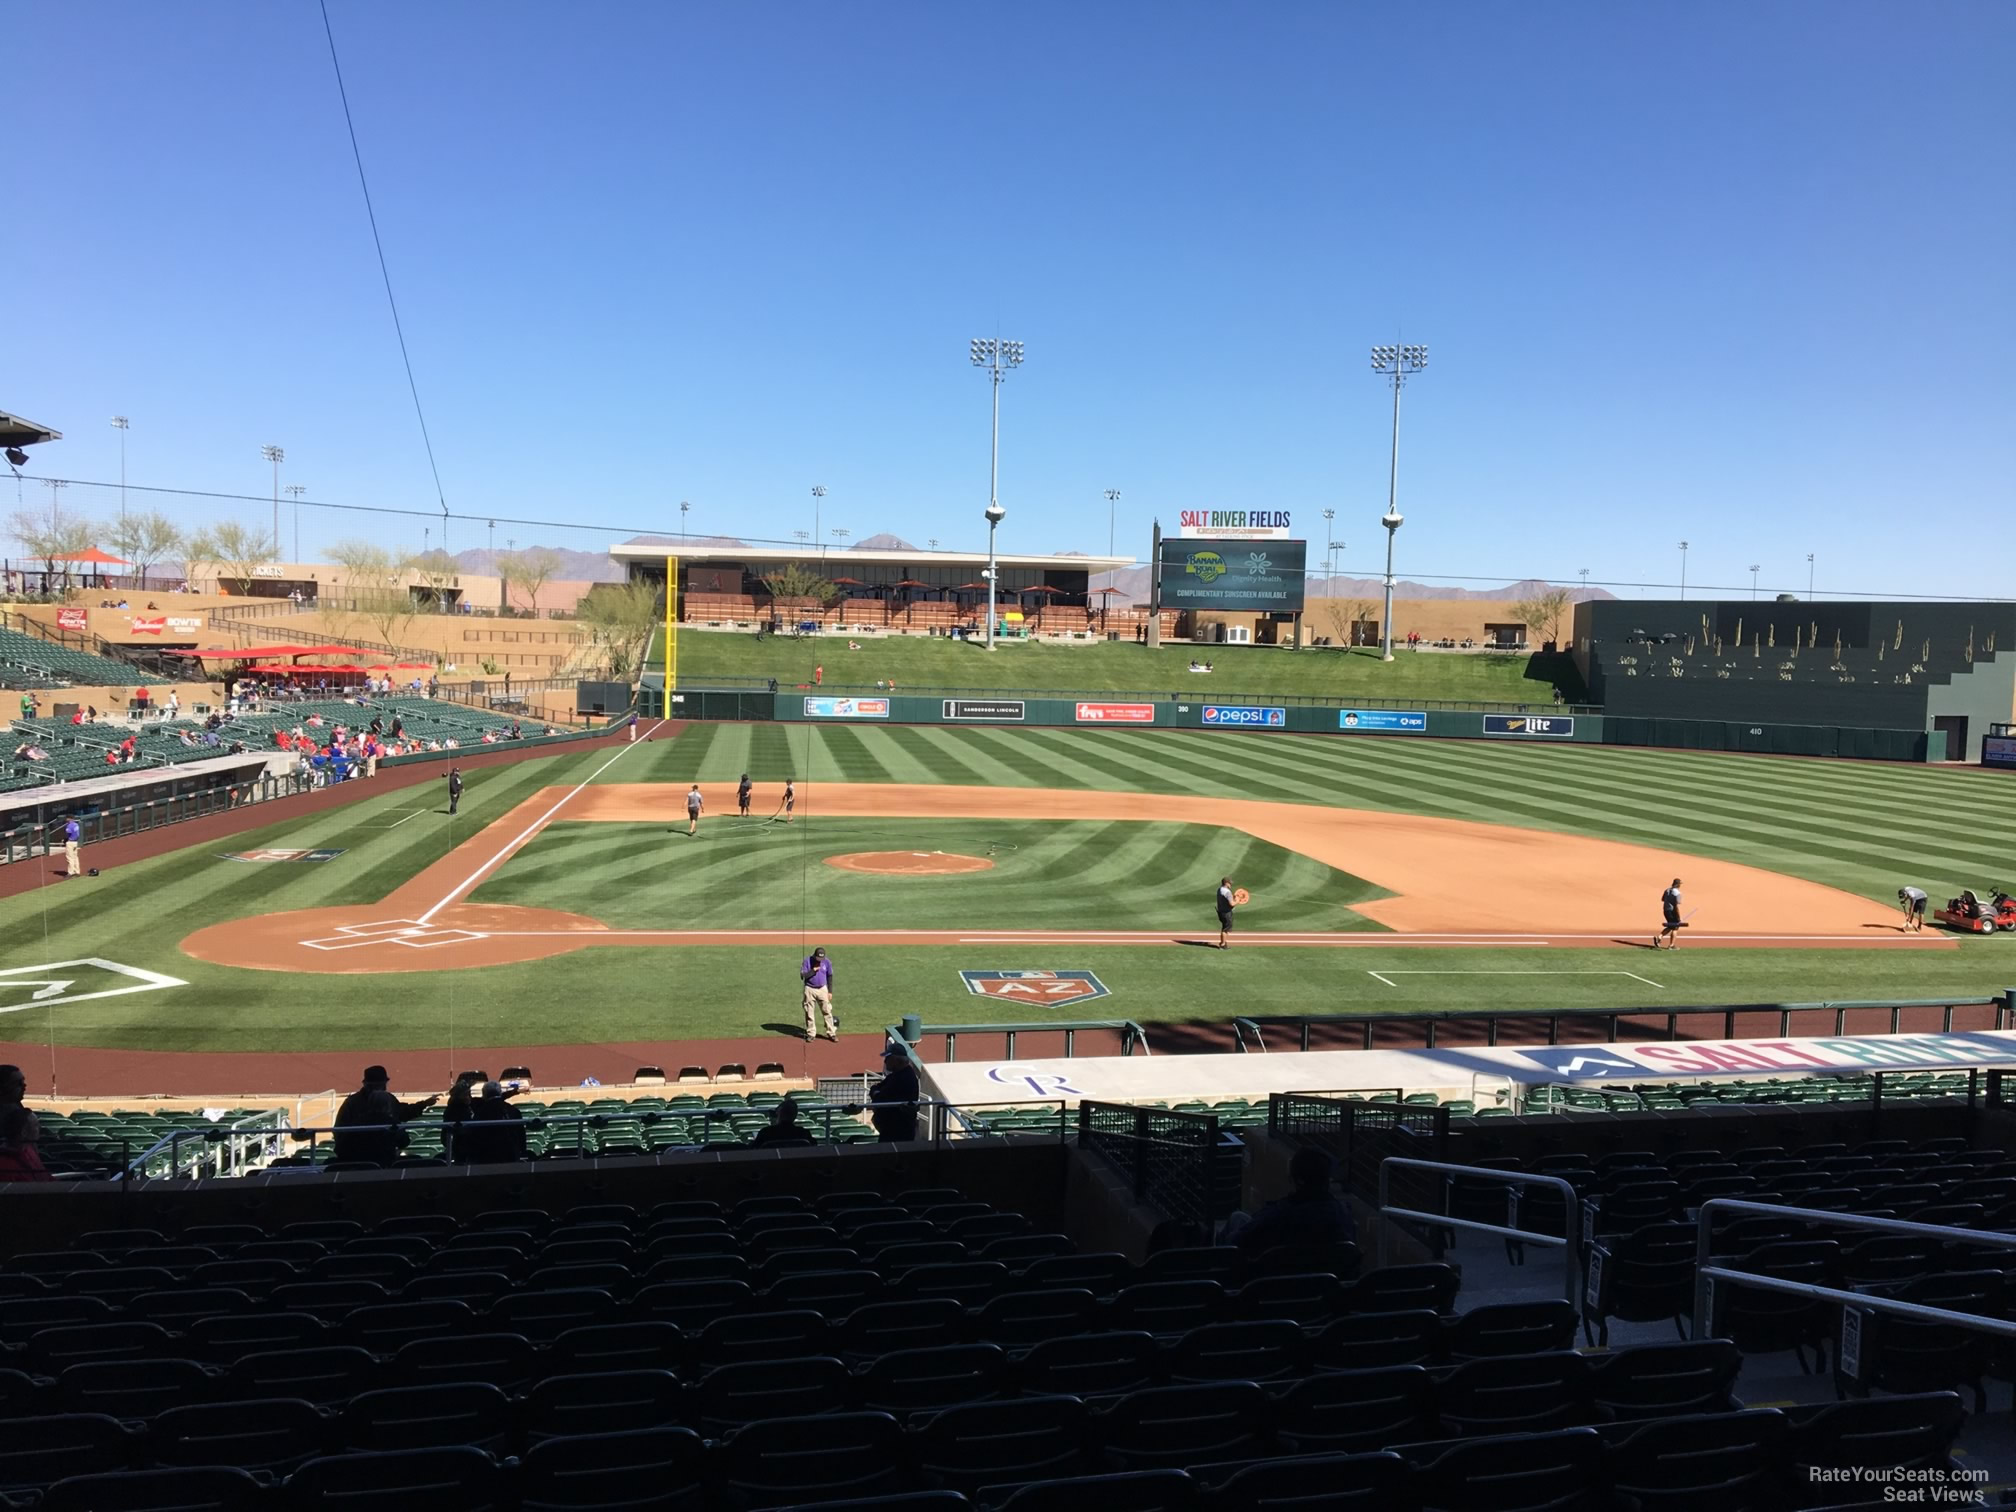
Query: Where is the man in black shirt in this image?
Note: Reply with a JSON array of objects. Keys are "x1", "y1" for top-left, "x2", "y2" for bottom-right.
[
  {"x1": 751, "y1": 1098, "x2": 817, "y2": 1148},
  {"x1": 1656, "y1": 878, "x2": 1684, "y2": 949},
  {"x1": 866, "y1": 1047, "x2": 920, "y2": 1143},
  {"x1": 457, "y1": 1082, "x2": 528, "y2": 1164},
  {"x1": 332, "y1": 1066, "x2": 438, "y2": 1166},
  {"x1": 446, "y1": 766, "x2": 464, "y2": 816},
  {"x1": 1234, "y1": 1147, "x2": 1358, "y2": 1256}
]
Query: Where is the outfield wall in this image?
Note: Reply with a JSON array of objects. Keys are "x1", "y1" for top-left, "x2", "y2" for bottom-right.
[{"x1": 656, "y1": 685, "x2": 1943, "y2": 762}]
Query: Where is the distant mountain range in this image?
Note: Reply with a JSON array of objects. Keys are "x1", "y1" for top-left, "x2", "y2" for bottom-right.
[
  {"x1": 451, "y1": 536, "x2": 1613, "y2": 605},
  {"x1": 1089, "y1": 566, "x2": 1615, "y2": 605}
]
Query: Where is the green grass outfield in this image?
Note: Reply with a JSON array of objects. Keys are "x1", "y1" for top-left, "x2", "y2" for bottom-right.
[
  {"x1": 1, "y1": 724, "x2": 2012, "y2": 1054},
  {"x1": 473, "y1": 818, "x2": 1391, "y2": 933},
  {"x1": 660, "y1": 627, "x2": 1574, "y2": 704}
]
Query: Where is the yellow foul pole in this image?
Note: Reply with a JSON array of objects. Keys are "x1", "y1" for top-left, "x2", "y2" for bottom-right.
[{"x1": 663, "y1": 555, "x2": 678, "y2": 712}]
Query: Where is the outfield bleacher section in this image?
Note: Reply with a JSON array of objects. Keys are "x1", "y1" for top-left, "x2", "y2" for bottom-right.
[{"x1": 0, "y1": 624, "x2": 164, "y2": 688}]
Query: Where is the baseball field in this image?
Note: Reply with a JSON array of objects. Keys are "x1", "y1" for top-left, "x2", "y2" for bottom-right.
[{"x1": 1, "y1": 717, "x2": 2012, "y2": 1076}]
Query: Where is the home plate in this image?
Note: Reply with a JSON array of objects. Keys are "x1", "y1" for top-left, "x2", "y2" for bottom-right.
[{"x1": 303, "y1": 919, "x2": 491, "y2": 951}]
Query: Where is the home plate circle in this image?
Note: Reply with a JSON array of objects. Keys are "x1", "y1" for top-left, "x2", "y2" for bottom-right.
[{"x1": 824, "y1": 851, "x2": 995, "y2": 876}]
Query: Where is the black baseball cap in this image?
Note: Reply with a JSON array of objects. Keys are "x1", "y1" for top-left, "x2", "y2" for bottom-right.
[{"x1": 362, "y1": 1065, "x2": 390, "y2": 1084}]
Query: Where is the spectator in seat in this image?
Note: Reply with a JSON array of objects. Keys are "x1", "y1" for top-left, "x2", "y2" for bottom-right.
[
  {"x1": 1231, "y1": 1146, "x2": 1357, "y2": 1254},
  {"x1": 751, "y1": 1098, "x2": 817, "y2": 1149},
  {"x1": 441, "y1": 1077, "x2": 478, "y2": 1162},
  {"x1": 0, "y1": 1065, "x2": 49, "y2": 1182},
  {"x1": 457, "y1": 1082, "x2": 528, "y2": 1164},
  {"x1": 863, "y1": 1046, "x2": 920, "y2": 1143},
  {"x1": 332, "y1": 1065, "x2": 439, "y2": 1167}
]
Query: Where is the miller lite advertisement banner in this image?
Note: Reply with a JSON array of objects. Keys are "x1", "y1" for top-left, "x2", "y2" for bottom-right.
[{"x1": 1158, "y1": 538, "x2": 1306, "y2": 613}]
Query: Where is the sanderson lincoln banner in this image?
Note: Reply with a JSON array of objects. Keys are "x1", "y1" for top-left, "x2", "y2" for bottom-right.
[{"x1": 1158, "y1": 539, "x2": 1306, "y2": 613}]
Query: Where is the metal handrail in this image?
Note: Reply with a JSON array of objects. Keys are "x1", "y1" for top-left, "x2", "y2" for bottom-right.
[
  {"x1": 1379, "y1": 1156, "x2": 1581, "y2": 1305},
  {"x1": 887, "y1": 1018, "x2": 1152, "y2": 1063},
  {"x1": 1233, "y1": 994, "x2": 2012, "y2": 1053},
  {"x1": 1690, "y1": 1197, "x2": 2016, "y2": 1343},
  {"x1": 121, "y1": 1099, "x2": 997, "y2": 1180}
]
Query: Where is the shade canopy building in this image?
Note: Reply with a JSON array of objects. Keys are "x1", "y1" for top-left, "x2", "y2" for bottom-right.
[{"x1": 610, "y1": 542, "x2": 1136, "y2": 633}]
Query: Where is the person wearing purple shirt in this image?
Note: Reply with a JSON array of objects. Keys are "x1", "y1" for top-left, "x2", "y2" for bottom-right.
[{"x1": 800, "y1": 946, "x2": 838, "y2": 1042}]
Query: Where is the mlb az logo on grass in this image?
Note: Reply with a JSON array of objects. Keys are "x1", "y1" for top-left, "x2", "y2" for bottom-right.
[{"x1": 960, "y1": 970, "x2": 1111, "y2": 1004}]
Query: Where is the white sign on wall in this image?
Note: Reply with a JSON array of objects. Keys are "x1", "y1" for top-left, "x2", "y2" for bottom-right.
[{"x1": 1177, "y1": 509, "x2": 1294, "y2": 540}]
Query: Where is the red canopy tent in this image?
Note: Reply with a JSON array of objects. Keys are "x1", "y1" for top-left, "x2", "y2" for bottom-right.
[
  {"x1": 189, "y1": 644, "x2": 371, "y2": 660},
  {"x1": 242, "y1": 663, "x2": 368, "y2": 677},
  {"x1": 66, "y1": 548, "x2": 130, "y2": 566}
]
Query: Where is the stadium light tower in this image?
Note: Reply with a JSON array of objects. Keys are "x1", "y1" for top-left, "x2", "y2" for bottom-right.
[
  {"x1": 1678, "y1": 541, "x2": 1689, "y2": 600},
  {"x1": 261, "y1": 445, "x2": 285, "y2": 557},
  {"x1": 286, "y1": 484, "x2": 307, "y2": 561},
  {"x1": 1807, "y1": 553, "x2": 1816, "y2": 599},
  {"x1": 1105, "y1": 489, "x2": 1121, "y2": 558},
  {"x1": 970, "y1": 337, "x2": 1025, "y2": 649},
  {"x1": 680, "y1": 499, "x2": 690, "y2": 543},
  {"x1": 109, "y1": 416, "x2": 129, "y2": 525},
  {"x1": 1369, "y1": 343, "x2": 1426, "y2": 661},
  {"x1": 42, "y1": 477, "x2": 67, "y2": 529},
  {"x1": 1749, "y1": 563, "x2": 1760, "y2": 600},
  {"x1": 810, "y1": 485, "x2": 826, "y2": 562}
]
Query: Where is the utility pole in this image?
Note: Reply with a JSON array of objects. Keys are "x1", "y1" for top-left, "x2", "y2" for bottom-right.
[
  {"x1": 970, "y1": 338, "x2": 1025, "y2": 649},
  {"x1": 261, "y1": 445, "x2": 285, "y2": 558},
  {"x1": 1369, "y1": 344, "x2": 1427, "y2": 660}
]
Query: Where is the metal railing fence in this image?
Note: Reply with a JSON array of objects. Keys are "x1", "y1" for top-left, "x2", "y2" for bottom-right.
[
  {"x1": 1234, "y1": 995, "x2": 2012, "y2": 1054},
  {"x1": 886, "y1": 1018, "x2": 1152, "y2": 1063},
  {"x1": 1691, "y1": 1198, "x2": 2016, "y2": 1351},
  {"x1": 1378, "y1": 1156, "x2": 1581, "y2": 1305},
  {"x1": 1078, "y1": 1100, "x2": 1223, "y2": 1226}
]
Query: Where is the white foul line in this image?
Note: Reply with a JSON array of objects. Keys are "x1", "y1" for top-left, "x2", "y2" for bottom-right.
[
  {"x1": 417, "y1": 722, "x2": 665, "y2": 925},
  {"x1": 1366, "y1": 969, "x2": 1668, "y2": 989},
  {"x1": 382, "y1": 810, "x2": 429, "y2": 829}
]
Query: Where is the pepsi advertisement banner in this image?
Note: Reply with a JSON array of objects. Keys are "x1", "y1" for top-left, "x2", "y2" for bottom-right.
[
  {"x1": 1339, "y1": 709, "x2": 1426, "y2": 733},
  {"x1": 1203, "y1": 705, "x2": 1287, "y2": 728},
  {"x1": 1158, "y1": 539, "x2": 1307, "y2": 612}
]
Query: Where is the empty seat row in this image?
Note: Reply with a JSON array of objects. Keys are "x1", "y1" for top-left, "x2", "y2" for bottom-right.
[{"x1": 2, "y1": 1393, "x2": 1967, "y2": 1512}]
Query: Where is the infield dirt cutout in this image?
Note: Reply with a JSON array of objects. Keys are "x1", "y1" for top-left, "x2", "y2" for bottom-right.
[
  {"x1": 178, "y1": 781, "x2": 1946, "y2": 974},
  {"x1": 826, "y1": 850, "x2": 995, "y2": 876}
]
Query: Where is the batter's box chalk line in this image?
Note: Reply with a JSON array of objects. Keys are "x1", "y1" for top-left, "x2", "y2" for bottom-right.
[{"x1": 303, "y1": 918, "x2": 492, "y2": 951}]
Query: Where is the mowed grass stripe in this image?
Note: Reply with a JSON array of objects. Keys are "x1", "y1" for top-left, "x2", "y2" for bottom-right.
[{"x1": 473, "y1": 818, "x2": 1385, "y2": 933}]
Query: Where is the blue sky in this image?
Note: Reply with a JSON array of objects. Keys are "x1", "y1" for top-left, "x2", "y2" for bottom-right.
[{"x1": 9, "y1": 1, "x2": 2012, "y2": 598}]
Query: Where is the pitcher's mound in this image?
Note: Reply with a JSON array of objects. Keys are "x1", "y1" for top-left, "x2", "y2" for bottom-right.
[{"x1": 825, "y1": 850, "x2": 995, "y2": 876}]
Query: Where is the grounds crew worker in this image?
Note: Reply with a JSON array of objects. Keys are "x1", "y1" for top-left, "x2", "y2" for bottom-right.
[
  {"x1": 62, "y1": 817, "x2": 81, "y2": 878},
  {"x1": 1657, "y1": 878, "x2": 1684, "y2": 949},
  {"x1": 800, "y1": 946, "x2": 838, "y2": 1041},
  {"x1": 1898, "y1": 886, "x2": 1928, "y2": 933},
  {"x1": 446, "y1": 766, "x2": 464, "y2": 816}
]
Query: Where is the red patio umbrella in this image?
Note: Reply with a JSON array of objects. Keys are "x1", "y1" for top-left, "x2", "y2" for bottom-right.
[
  {"x1": 893, "y1": 579, "x2": 931, "y2": 589},
  {"x1": 1015, "y1": 584, "x2": 1063, "y2": 594},
  {"x1": 65, "y1": 548, "x2": 131, "y2": 565},
  {"x1": 828, "y1": 577, "x2": 866, "y2": 587}
]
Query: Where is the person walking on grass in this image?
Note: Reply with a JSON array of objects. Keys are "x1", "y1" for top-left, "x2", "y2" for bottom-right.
[
  {"x1": 1216, "y1": 876, "x2": 1236, "y2": 949},
  {"x1": 686, "y1": 784, "x2": 705, "y2": 837},
  {"x1": 800, "y1": 946, "x2": 838, "y2": 1041},
  {"x1": 446, "y1": 766, "x2": 464, "y2": 817},
  {"x1": 738, "y1": 773, "x2": 753, "y2": 817}
]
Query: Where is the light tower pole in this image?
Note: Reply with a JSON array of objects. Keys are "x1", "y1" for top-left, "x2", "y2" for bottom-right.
[
  {"x1": 810, "y1": 486, "x2": 826, "y2": 564},
  {"x1": 1807, "y1": 553, "x2": 1816, "y2": 599},
  {"x1": 970, "y1": 337, "x2": 1025, "y2": 649},
  {"x1": 109, "y1": 417, "x2": 129, "y2": 526},
  {"x1": 680, "y1": 500, "x2": 690, "y2": 544},
  {"x1": 286, "y1": 485, "x2": 307, "y2": 561},
  {"x1": 1749, "y1": 564, "x2": 1760, "y2": 600},
  {"x1": 261, "y1": 445, "x2": 285, "y2": 557},
  {"x1": 1369, "y1": 343, "x2": 1427, "y2": 661},
  {"x1": 1678, "y1": 541, "x2": 1689, "y2": 600},
  {"x1": 1104, "y1": 489, "x2": 1121, "y2": 559}
]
